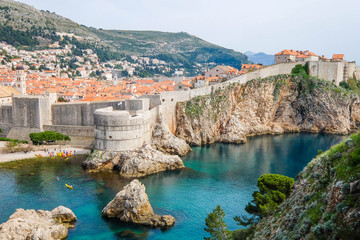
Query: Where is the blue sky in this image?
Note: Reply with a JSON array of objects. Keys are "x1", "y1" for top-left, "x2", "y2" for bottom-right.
[{"x1": 17, "y1": 0, "x2": 360, "y2": 62}]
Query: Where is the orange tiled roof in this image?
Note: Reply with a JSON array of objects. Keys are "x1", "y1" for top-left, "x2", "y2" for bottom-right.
[
  {"x1": 275, "y1": 50, "x2": 318, "y2": 57},
  {"x1": 332, "y1": 54, "x2": 344, "y2": 60}
]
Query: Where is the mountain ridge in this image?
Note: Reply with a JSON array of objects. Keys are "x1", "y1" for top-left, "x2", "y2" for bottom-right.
[{"x1": 0, "y1": 0, "x2": 250, "y2": 74}]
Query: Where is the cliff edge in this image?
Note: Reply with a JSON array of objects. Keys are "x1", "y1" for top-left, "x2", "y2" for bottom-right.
[
  {"x1": 242, "y1": 132, "x2": 360, "y2": 239},
  {"x1": 175, "y1": 75, "x2": 360, "y2": 145}
]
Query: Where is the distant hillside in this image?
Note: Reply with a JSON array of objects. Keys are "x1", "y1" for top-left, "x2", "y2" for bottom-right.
[
  {"x1": 0, "y1": 0, "x2": 250, "y2": 74},
  {"x1": 245, "y1": 51, "x2": 274, "y2": 65}
]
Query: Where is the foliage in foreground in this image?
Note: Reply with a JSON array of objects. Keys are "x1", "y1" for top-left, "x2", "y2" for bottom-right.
[
  {"x1": 29, "y1": 131, "x2": 71, "y2": 145},
  {"x1": 243, "y1": 174, "x2": 295, "y2": 219},
  {"x1": 204, "y1": 174, "x2": 294, "y2": 240},
  {"x1": 204, "y1": 205, "x2": 232, "y2": 240}
]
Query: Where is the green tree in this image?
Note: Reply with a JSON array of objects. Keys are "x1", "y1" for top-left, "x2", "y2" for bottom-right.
[
  {"x1": 57, "y1": 96, "x2": 68, "y2": 102},
  {"x1": 29, "y1": 131, "x2": 71, "y2": 145},
  {"x1": 204, "y1": 205, "x2": 231, "y2": 240},
  {"x1": 291, "y1": 63, "x2": 309, "y2": 77},
  {"x1": 244, "y1": 174, "x2": 294, "y2": 218}
]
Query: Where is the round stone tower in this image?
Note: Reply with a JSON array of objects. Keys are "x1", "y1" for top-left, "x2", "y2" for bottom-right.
[{"x1": 94, "y1": 107, "x2": 151, "y2": 151}]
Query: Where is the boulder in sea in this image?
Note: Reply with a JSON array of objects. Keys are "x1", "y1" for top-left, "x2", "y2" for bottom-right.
[
  {"x1": 83, "y1": 145, "x2": 185, "y2": 177},
  {"x1": 0, "y1": 206, "x2": 77, "y2": 240},
  {"x1": 102, "y1": 179, "x2": 175, "y2": 228}
]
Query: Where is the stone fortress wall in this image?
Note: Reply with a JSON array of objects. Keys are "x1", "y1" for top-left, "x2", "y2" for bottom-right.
[{"x1": 0, "y1": 61, "x2": 358, "y2": 151}]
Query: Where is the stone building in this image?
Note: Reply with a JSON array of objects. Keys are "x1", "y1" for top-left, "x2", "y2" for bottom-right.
[{"x1": 275, "y1": 50, "x2": 319, "y2": 64}]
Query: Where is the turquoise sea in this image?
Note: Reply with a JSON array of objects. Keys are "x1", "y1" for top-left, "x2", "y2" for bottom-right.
[{"x1": 0, "y1": 133, "x2": 344, "y2": 239}]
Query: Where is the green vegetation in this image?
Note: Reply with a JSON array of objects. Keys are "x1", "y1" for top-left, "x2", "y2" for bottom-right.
[
  {"x1": 57, "y1": 96, "x2": 68, "y2": 102},
  {"x1": 29, "y1": 131, "x2": 71, "y2": 145},
  {"x1": 240, "y1": 174, "x2": 294, "y2": 219},
  {"x1": 204, "y1": 205, "x2": 232, "y2": 240},
  {"x1": 272, "y1": 76, "x2": 287, "y2": 101},
  {"x1": 0, "y1": 0, "x2": 251, "y2": 75},
  {"x1": 245, "y1": 132, "x2": 360, "y2": 239},
  {"x1": 339, "y1": 78, "x2": 360, "y2": 95},
  {"x1": 291, "y1": 63, "x2": 309, "y2": 77},
  {"x1": 0, "y1": 137, "x2": 27, "y2": 144},
  {"x1": 0, "y1": 25, "x2": 59, "y2": 48},
  {"x1": 204, "y1": 174, "x2": 294, "y2": 240}
]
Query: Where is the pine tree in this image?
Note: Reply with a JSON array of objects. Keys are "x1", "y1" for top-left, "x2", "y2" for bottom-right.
[{"x1": 204, "y1": 205, "x2": 231, "y2": 240}]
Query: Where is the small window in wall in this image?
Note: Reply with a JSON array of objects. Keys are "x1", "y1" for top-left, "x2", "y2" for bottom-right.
[
  {"x1": 171, "y1": 98, "x2": 174, "y2": 102},
  {"x1": 109, "y1": 136, "x2": 112, "y2": 139},
  {"x1": 162, "y1": 99, "x2": 165, "y2": 102}
]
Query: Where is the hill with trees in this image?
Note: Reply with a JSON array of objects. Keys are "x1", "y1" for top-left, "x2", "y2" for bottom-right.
[{"x1": 0, "y1": 0, "x2": 250, "y2": 74}]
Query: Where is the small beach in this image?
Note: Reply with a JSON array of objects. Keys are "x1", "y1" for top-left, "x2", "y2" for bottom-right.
[{"x1": 0, "y1": 142, "x2": 91, "y2": 163}]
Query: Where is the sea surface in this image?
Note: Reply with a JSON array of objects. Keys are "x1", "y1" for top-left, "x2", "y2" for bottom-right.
[{"x1": 0, "y1": 133, "x2": 345, "y2": 239}]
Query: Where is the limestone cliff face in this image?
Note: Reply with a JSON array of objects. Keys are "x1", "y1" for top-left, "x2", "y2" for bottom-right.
[
  {"x1": 176, "y1": 75, "x2": 360, "y2": 145},
  {"x1": 152, "y1": 115, "x2": 191, "y2": 156},
  {"x1": 0, "y1": 206, "x2": 77, "y2": 240},
  {"x1": 248, "y1": 133, "x2": 360, "y2": 240}
]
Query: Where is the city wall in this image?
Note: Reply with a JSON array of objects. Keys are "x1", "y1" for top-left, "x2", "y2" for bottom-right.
[
  {"x1": 160, "y1": 62, "x2": 300, "y2": 132},
  {"x1": 0, "y1": 61, "x2": 355, "y2": 149}
]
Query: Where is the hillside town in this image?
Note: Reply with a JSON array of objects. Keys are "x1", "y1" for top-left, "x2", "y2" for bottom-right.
[
  {"x1": 1, "y1": 38, "x2": 359, "y2": 106},
  {"x1": 0, "y1": 41, "x2": 260, "y2": 103}
]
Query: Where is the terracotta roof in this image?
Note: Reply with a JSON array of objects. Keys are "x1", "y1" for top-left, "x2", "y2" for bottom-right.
[
  {"x1": 275, "y1": 50, "x2": 318, "y2": 57},
  {"x1": 241, "y1": 64, "x2": 260, "y2": 69},
  {"x1": 332, "y1": 54, "x2": 344, "y2": 60}
]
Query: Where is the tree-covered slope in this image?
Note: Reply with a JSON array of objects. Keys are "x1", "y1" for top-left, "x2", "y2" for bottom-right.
[
  {"x1": 242, "y1": 132, "x2": 360, "y2": 240},
  {"x1": 0, "y1": 0, "x2": 250, "y2": 71}
]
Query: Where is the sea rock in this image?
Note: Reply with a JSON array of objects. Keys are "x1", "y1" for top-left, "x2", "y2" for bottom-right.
[
  {"x1": 0, "y1": 206, "x2": 77, "y2": 240},
  {"x1": 83, "y1": 145, "x2": 185, "y2": 177},
  {"x1": 102, "y1": 179, "x2": 175, "y2": 228},
  {"x1": 175, "y1": 75, "x2": 360, "y2": 145},
  {"x1": 152, "y1": 115, "x2": 191, "y2": 156}
]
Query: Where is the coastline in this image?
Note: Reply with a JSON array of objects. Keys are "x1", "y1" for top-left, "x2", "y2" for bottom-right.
[{"x1": 0, "y1": 142, "x2": 91, "y2": 163}]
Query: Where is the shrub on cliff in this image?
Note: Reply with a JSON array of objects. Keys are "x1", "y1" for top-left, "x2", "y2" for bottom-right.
[
  {"x1": 29, "y1": 131, "x2": 71, "y2": 145},
  {"x1": 244, "y1": 174, "x2": 295, "y2": 218},
  {"x1": 291, "y1": 63, "x2": 309, "y2": 77}
]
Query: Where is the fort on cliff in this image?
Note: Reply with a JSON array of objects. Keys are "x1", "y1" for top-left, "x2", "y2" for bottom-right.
[{"x1": 0, "y1": 61, "x2": 359, "y2": 151}]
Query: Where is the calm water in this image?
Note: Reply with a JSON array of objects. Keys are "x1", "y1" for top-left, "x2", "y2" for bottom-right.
[{"x1": 0, "y1": 134, "x2": 344, "y2": 239}]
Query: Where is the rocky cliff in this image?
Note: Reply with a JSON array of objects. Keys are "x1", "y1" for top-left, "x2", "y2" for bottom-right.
[
  {"x1": 152, "y1": 115, "x2": 191, "y2": 156},
  {"x1": 0, "y1": 206, "x2": 77, "y2": 240},
  {"x1": 176, "y1": 75, "x2": 360, "y2": 145},
  {"x1": 243, "y1": 132, "x2": 360, "y2": 240},
  {"x1": 102, "y1": 179, "x2": 175, "y2": 228}
]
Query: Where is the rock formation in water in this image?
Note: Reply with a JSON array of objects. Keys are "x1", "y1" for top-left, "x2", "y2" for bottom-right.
[
  {"x1": 82, "y1": 145, "x2": 185, "y2": 177},
  {"x1": 152, "y1": 115, "x2": 191, "y2": 156},
  {"x1": 102, "y1": 179, "x2": 175, "y2": 228},
  {"x1": 236, "y1": 133, "x2": 360, "y2": 239},
  {"x1": 0, "y1": 206, "x2": 77, "y2": 240},
  {"x1": 176, "y1": 75, "x2": 360, "y2": 145}
]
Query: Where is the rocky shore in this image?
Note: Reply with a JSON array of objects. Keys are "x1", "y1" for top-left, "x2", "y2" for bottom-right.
[
  {"x1": 102, "y1": 179, "x2": 175, "y2": 228},
  {"x1": 82, "y1": 144, "x2": 185, "y2": 177},
  {"x1": 151, "y1": 115, "x2": 191, "y2": 156},
  {"x1": 0, "y1": 206, "x2": 77, "y2": 240},
  {"x1": 175, "y1": 75, "x2": 360, "y2": 145}
]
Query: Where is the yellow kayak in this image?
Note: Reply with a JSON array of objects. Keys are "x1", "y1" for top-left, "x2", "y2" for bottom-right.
[{"x1": 65, "y1": 184, "x2": 73, "y2": 189}]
